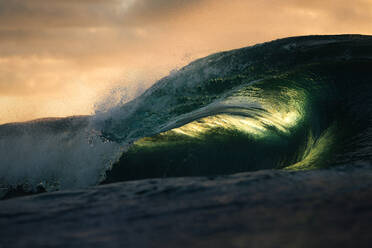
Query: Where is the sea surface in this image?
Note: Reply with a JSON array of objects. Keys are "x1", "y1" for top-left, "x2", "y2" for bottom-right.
[{"x1": 1, "y1": 34, "x2": 372, "y2": 247}]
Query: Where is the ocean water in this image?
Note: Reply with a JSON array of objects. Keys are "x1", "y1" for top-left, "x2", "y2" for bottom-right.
[{"x1": 1, "y1": 34, "x2": 372, "y2": 197}]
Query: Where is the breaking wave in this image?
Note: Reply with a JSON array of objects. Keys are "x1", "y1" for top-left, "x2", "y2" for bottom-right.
[{"x1": 1, "y1": 35, "x2": 372, "y2": 196}]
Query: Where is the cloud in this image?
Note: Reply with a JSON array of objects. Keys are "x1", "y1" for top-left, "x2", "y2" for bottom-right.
[
  {"x1": 0, "y1": 0, "x2": 372, "y2": 123},
  {"x1": 0, "y1": 0, "x2": 206, "y2": 28}
]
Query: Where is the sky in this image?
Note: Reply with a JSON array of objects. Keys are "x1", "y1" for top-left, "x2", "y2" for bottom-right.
[{"x1": 1, "y1": 0, "x2": 372, "y2": 124}]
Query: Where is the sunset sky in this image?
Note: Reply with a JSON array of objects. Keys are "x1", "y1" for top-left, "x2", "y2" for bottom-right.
[{"x1": 1, "y1": 0, "x2": 372, "y2": 124}]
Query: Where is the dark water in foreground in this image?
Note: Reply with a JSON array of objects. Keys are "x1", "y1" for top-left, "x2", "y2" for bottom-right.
[{"x1": 1, "y1": 165, "x2": 372, "y2": 248}]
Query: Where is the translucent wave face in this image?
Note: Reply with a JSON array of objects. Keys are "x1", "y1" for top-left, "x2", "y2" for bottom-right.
[
  {"x1": 168, "y1": 109, "x2": 301, "y2": 139},
  {"x1": 163, "y1": 78, "x2": 308, "y2": 140},
  {"x1": 171, "y1": 114, "x2": 268, "y2": 138}
]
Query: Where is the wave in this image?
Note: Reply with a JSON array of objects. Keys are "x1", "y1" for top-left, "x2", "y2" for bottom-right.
[
  {"x1": 0, "y1": 116, "x2": 122, "y2": 196},
  {"x1": 102, "y1": 34, "x2": 372, "y2": 182},
  {"x1": 1, "y1": 34, "x2": 372, "y2": 196}
]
